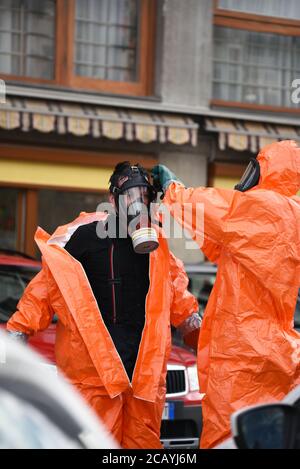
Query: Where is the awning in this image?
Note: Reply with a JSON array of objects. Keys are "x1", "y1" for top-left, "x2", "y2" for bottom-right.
[
  {"x1": 205, "y1": 118, "x2": 300, "y2": 153},
  {"x1": 0, "y1": 98, "x2": 198, "y2": 146}
]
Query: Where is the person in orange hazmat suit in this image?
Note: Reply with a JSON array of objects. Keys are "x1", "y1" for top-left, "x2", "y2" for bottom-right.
[
  {"x1": 7, "y1": 162, "x2": 200, "y2": 449},
  {"x1": 152, "y1": 140, "x2": 300, "y2": 448}
]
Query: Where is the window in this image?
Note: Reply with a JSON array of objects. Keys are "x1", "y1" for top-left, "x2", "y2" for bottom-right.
[
  {"x1": 38, "y1": 189, "x2": 107, "y2": 235},
  {"x1": 218, "y1": 0, "x2": 300, "y2": 20},
  {"x1": 70, "y1": 0, "x2": 154, "y2": 95},
  {"x1": 0, "y1": 188, "x2": 19, "y2": 250},
  {"x1": 213, "y1": 27, "x2": 300, "y2": 107},
  {"x1": 213, "y1": 0, "x2": 300, "y2": 111},
  {"x1": 0, "y1": 0, "x2": 155, "y2": 96},
  {"x1": 75, "y1": 0, "x2": 139, "y2": 82},
  {"x1": 0, "y1": 0, "x2": 55, "y2": 79}
]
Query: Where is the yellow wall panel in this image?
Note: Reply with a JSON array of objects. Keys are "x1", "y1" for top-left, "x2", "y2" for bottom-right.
[
  {"x1": 0, "y1": 159, "x2": 113, "y2": 191},
  {"x1": 214, "y1": 177, "x2": 240, "y2": 190}
]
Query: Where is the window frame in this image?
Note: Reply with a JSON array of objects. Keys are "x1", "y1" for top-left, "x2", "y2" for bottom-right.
[
  {"x1": 0, "y1": 0, "x2": 58, "y2": 85},
  {"x1": 213, "y1": 0, "x2": 300, "y2": 113},
  {"x1": 0, "y1": 0, "x2": 156, "y2": 97}
]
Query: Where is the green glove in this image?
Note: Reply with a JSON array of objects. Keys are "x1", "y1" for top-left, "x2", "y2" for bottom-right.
[{"x1": 151, "y1": 165, "x2": 183, "y2": 193}]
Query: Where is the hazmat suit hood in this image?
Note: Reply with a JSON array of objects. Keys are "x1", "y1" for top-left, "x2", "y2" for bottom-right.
[{"x1": 256, "y1": 140, "x2": 300, "y2": 197}]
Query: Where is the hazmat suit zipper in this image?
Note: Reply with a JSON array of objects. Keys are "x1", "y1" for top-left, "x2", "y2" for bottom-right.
[
  {"x1": 110, "y1": 243, "x2": 117, "y2": 324},
  {"x1": 131, "y1": 252, "x2": 151, "y2": 385},
  {"x1": 64, "y1": 248, "x2": 131, "y2": 387}
]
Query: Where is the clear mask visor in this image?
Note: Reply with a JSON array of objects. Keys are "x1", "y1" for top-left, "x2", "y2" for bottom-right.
[
  {"x1": 119, "y1": 186, "x2": 150, "y2": 216},
  {"x1": 235, "y1": 159, "x2": 260, "y2": 192}
]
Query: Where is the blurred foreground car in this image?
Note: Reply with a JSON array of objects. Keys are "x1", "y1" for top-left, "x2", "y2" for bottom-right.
[
  {"x1": 216, "y1": 385, "x2": 300, "y2": 449},
  {"x1": 0, "y1": 249, "x2": 203, "y2": 449},
  {"x1": 0, "y1": 332, "x2": 118, "y2": 449}
]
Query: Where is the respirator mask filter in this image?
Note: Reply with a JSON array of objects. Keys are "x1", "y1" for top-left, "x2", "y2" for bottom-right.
[{"x1": 111, "y1": 166, "x2": 159, "y2": 254}]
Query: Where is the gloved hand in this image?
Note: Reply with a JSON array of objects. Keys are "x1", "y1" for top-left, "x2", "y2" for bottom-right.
[{"x1": 151, "y1": 165, "x2": 183, "y2": 194}]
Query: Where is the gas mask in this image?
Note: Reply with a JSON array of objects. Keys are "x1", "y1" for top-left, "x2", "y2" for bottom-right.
[
  {"x1": 234, "y1": 158, "x2": 261, "y2": 192},
  {"x1": 110, "y1": 166, "x2": 159, "y2": 254}
]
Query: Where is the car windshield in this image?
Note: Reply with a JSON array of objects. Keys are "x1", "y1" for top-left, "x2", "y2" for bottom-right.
[{"x1": 0, "y1": 267, "x2": 38, "y2": 323}]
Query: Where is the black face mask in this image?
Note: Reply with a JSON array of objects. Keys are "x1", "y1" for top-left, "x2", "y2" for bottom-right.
[
  {"x1": 110, "y1": 166, "x2": 156, "y2": 206},
  {"x1": 110, "y1": 167, "x2": 159, "y2": 254},
  {"x1": 234, "y1": 158, "x2": 261, "y2": 192}
]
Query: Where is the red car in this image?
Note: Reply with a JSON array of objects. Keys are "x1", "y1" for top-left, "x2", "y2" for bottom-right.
[{"x1": 0, "y1": 249, "x2": 203, "y2": 448}]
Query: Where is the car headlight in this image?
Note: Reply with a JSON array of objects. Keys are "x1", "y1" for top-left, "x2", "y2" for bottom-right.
[{"x1": 187, "y1": 365, "x2": 199, "y2": 392}]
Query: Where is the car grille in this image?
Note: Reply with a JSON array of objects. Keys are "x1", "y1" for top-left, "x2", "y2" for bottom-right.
[{"x1": 166, "y1": 365, "x2": 187, "y2": 397}]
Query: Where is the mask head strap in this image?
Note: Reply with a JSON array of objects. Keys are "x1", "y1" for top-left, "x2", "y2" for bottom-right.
[{"x1": 110, "y1": 165, "x2": 156, "y2": 202}]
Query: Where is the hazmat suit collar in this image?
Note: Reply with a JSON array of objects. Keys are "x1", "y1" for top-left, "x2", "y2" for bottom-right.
[
  {"x1": 47, "y1": 211, "x2": 108, "y2": 248},
  {"x1": 256, "y1": 140, "x2": 300, "y2": 197}
]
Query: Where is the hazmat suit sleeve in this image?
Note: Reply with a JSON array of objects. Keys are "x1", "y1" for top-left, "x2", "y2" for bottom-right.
[
  {"x1": 7, "y1": 266, "x2": 54, "y2": 336},
  {"x1": 164, "y1": 182, "x2": 234, "y2": 263},
  {"x1": 165, "y1": 178, "x2": 298, "y2": 306}
]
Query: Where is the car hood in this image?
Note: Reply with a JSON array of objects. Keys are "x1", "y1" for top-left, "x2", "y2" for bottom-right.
[
  {"x1": 0, "y1": 254, "x2": 41, "y2": 269},
  {"x1": 169, "y1": 344, "x2": 196, "y2": 367}
]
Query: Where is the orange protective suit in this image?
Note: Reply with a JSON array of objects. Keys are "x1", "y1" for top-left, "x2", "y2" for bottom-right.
[
  {"x1": 7, "y1": 212, "x2": 198, "y2": 449},
  {"x1": 163, "y1": 140, "x2": 300, "y2": 448}
]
